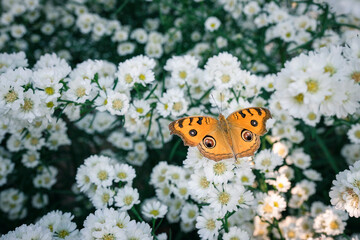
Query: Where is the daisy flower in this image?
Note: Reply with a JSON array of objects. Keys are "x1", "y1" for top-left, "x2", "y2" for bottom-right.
[
  {"x1": 204, "y1": 16, "x2": 221, "y2": 32},
  {"x1": 141, "y1": 199, "x2": 168, "y2": 220},
  {"x1": 105, "y1": 90, "x2": 129, "y2": 116},
  {"x1": 114, "y1": 186, "x2": 140, "y2": 211},
  {"x1": 195, "y1": 206, "x2": 222, "y2": 240},
  {"x1": 223, "y1": 226, "x2": 250, "y2": 240},
  {"x1": 347, "y1": 123, "x2": 360, "y2": 144}
]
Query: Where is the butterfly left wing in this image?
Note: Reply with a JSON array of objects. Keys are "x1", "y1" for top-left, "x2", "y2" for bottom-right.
[
  {"x1": 226, "y1": 107, "x2": 271, "y2": 158},
  {"x1": 169, "y1": 116, "x2": 234, "y2": 161}
]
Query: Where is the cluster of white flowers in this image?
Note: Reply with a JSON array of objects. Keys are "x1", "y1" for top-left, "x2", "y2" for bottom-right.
[
  {"x1": 330, "y1": 160, "x2": 360, "y2": 218},
  {"x1": 341, "y1": 143, "x2": 360, "y2": 165},
  {"x1": 0, "y1": 188, "x2": 27, "y2": 220},
  {"x1": 273, "y1": 37, "x2": 360, "y2": 126},
  {"x1": 150, "y1": 161, "x2": 195, "y2": 230},
  {"x1": 0, "y1": 156, "x2": 14, "y2": 186},
  {"x1": 81, "y1": 207, "x2": 154, "y2": 240},
  {"x1": 76, "y1": 155, "x2": 139, "y2": 210}
]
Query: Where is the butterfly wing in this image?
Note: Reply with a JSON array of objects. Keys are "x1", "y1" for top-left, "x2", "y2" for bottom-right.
[
  {"x1": 226, "y1": 107, "x2": 271, "y2": 135},
  {"x1": 169, "y1": 116, "x2": 234, "y2": 161},
  {"x1": 226, "y1": 107, "x2": 271, "y2": 158}
]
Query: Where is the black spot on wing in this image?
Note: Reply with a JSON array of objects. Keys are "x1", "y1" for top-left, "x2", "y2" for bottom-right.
[
  {"x1": 178, "y1": 119, "x2": 185, "y2": 128},
  {"x1": 254, "y1": 108, "x2": 262, "y2": 116},
  {"x1": 239, "y1": 111, "x2": 246, "y2": 118},
  {"x1": 246, "y1": 109, "x2": 254, "y2": 115},
  {"x1": 189, "y1": 117, "x2": 193, "y2": 126},
  {"x1": 197, "y1": 117, "x2": 203, "y2": 125}
]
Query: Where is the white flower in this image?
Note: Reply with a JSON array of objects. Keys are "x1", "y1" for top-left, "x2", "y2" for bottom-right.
[
  {"x1": 204, "y1": 16, "x2": 221, "y2": 32},
  {"x1": 89, "y1": 161, "x2": 115, "y2": 188},
  {"x1": 141, "y1": 199, "x2": 168, "y2": 219},
  {"x1": 243, "y1": 1, "x2": 260, "y2": 16},
  {"x1": 66, "y1": 77, "x2": 92, "y2": 103},
  {"x1": 348, "y1": 123, "x2": 360, "y2": 144},
  {"x1": 21, "y1": 150, "x2": 40, "y2": 168},
  {"x1": 268, "y1": 174, "x2": 291, "y2": 193},
  {"x1": 208, "y1": 184, "x2": 240, "y2": 217},
  {"x1": 180, "y1": 203, "x2": 199, "y2": 224},
  {"x1": 313, "y1": 208, "x2": 347, "y2": 236},
  {"x1": 254, "y1": 149, "x2": 283, "y2": 173},
  {"x1": 105, "y1": 90, "x2": 129, "y2": 115},
  {"x1": 257, "y1": 191, "x2": 286, "y2": 221},
  {"x1": 32, "y1": 193, "x2": 49, "y2": 209},
  {"x1": 204, "y1": 159, "x2": 234, "y2": 184},
  {"x1": 286, "y1": 148, "x2": 311, "y2": 169},
  {"x1": 114, "y1": 186, "x2": 140, "y2": 211},
  {"x1": 91, "y1": 187, "x2": 115, "y2": 209},
  {"x1": 117, "y1": 42, "x2": 136, "y2": 56},
  {"x1": 195, "y1": 206, "x2": 222, "y2": 240},
  {"x1": 114, "y1": 164, "x2": 136, "y2": 183},
  {"x1": 188, "y1": 170, "x2": 215, "y2": 200},
  {"x1": 303, "y1": 169, "x2": 322, "y2": 181},
  {"x1": 223, "y1": 226, "x2": 250, "y2": 240},
  {"x1": 11, "y1": 24, "x2": 26, "y2": 38}
]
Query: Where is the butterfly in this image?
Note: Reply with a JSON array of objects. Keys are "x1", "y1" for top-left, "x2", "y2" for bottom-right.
[{"x1": 168, "y1": 107, "x2": 272, "y2": 161}]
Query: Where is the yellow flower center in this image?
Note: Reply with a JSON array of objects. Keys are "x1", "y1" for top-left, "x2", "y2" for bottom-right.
[
  {"x1": 188, "y1": 210, "x2": 196, "y2": 219},
  {"x1": 221, "y1": 74, "x2": 230, "y2": 83},
  {"x1": 97, "y1": 170, "x2": 108, "y2": 181},
  {"x1": 172, "y1": 102, "x2": 183, "y2": 112},
  {"x1": 139, "y1": 74, "x2": 146, "y2": 81},
  {"x1": 103, "y1": 234, "x2": 115, "y2": 240},
  {"x1": 355, "y1": 130, "x2": 360, "y2": 139},
  {"x1": 351, "y1": 71, "x2": 360, "y2": 83},
  {"x1": 287, "y1": 230, "x2": 295, "y2": 238},
  {"x1": 324, "y1": 65, "x2": 336, "y2": 76},
  {"x1": 57, "y1": 230, "x2": 70, "y2": 239},
  {"x1": 30, "y1": 138, "x2": 39, "y2": 146},
  {"x1": 117, "y1": 172, "x2": 127, "y2": 179},
  {"x1": 294, "y1": 93, "x2": 304, "y2": 104},
  {"x1": 206, "y1": 219, "x2": 216, "y2": 230},
  {"x1": 45, "y1": 87, "x2": 55, "y2": 95},
  {"x1": 125, "y1": 74, "x2": 133, "y2": 84},
  {"x1": 307, "y1": 112, "x2": 316, "y2": 120},
  {"x1": 218, "y1": 192, "x2": 230, "y2": 205},
  {"x1": 329, "y1": 220, "x2": 339, "y2": 230},
  {"x1": 306, "y1": 79, "x2": 319, "y2": 93},
  {"x1": 213, "y1": 162, "x2": 226, "y2": 175},
  {"x1": 263, "y1": 203, "x2": 273, "y2": 213},
  {"x1": 124, "y1": 195, "x2": 134, "y2": 205},
  {"x1": 179, "y1": 188, "x2": 187, "y2": 195},
  {"x1": 136, "y1": 107, "x2": 144, "y2": 113},
  {"x1": 179, "y1": 71, "x2": 187, "y2": 79},
  {"x1": 112, "y1": 99, "x2": 123, "y2": 110},
  {"x1": 46, "y1": 101, "x2": 54, "y2": 108},
  {"x1": 200, "y1": 177, "x2": 210, "y2": 189},
  {"x1": 261, "y1": 158, "x2": 271, "y2": 167},
  {"x1": 150, "y1": 209, "x2": 159, "y2": 216},
  {"x1": 102, "y1": 193, "x2": 110, "y2": 203},
  {"x1": 5, "y1": 90, "x2": 18, "y2": 103},
  {"x1": 21, "y1": 98, "x2": 34, "y2": 112},
  {"x1": 241, "y1": 176, "x2": 249, "y2": 183},
  {"x1": 75, "y1": 87, "x2": 86, "y2": 97},
  {"x1": 162, "y1": 186, "x2": 170, "y2": 195}
]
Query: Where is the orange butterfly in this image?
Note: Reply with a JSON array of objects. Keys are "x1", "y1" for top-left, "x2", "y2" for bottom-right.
[{"x1": 169, "y1": 107, "x2": 272, "y2": 161}]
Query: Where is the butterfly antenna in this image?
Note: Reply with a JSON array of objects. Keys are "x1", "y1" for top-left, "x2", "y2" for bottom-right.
[{"x1": 210, "y1": 94, "x2": 221, "y2": 115}]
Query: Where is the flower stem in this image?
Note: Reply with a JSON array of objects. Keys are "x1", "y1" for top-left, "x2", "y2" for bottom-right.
[{"x1": 313, "y1": 128, "x2": 339, "y2": 173}]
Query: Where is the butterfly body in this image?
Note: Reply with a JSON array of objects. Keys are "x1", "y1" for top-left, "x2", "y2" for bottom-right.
[{"x1": 169, "y1": 107, "x2": 271, "y2": 161}]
